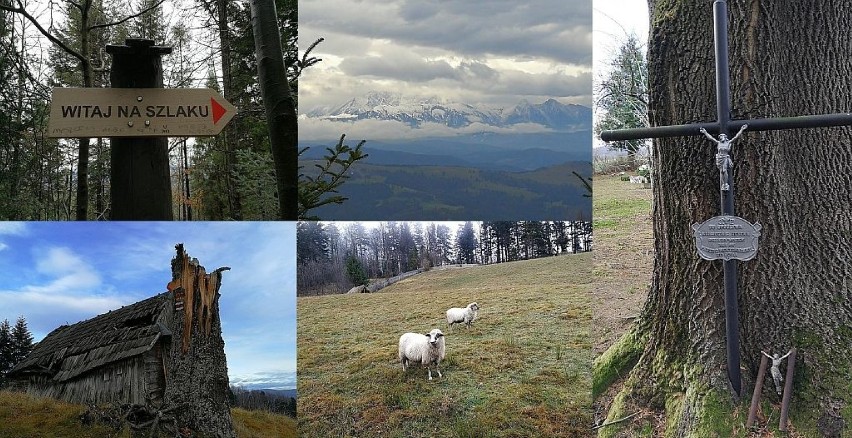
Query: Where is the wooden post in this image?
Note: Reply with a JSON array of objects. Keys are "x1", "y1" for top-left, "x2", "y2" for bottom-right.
[
  {"x1": 746, "y1": 354, "x2": 768, "y2": 428},
  {"x1": 779, "y1": 349, "x2": 797, "y2": 432},
  {"x1": 105, "y1": 39, "x2": 173, "y2": 220}
]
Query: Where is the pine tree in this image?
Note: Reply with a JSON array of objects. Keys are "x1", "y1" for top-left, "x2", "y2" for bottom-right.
[
  {"x1": 594, "y1": 33, "x2": 648, "y2": 157},
  {"x1": 11, "y1": 316, "x2": 33, "y2": 365},
  {"x1": 456, "y1": 222, "x2": 477, "y2": 264},
  {"x1": 345, "y1": 255, "x2": 368, "y2": 287},
  {"x1": 0, "y1": 319, "x2": 12, "y2": 385}
]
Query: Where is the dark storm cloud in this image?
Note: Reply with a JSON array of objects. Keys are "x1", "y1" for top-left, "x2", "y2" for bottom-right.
[{"x1": 301, "y1": 0, "x2": 591, "y2": 66}]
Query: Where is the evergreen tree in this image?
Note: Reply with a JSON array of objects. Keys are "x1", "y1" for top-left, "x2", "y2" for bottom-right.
[
  {"x1": 456, "y1": 222, "x2": 477, "y2": 264},
  {"x1": 345, "y1": 255, "x2": 368, "y2": 287},
  {"x1": 11, "y1": 316, "x2": 33, "y2": 365},
  {"x1": 594, "y1": 33, "x2": 648, "y2": 157},
  {"x1": 0, "y1": 319, "x2": 12, "y2": 385},
  {"x1": 296, "y1": 221, "x2": 329, "y2": 263}
]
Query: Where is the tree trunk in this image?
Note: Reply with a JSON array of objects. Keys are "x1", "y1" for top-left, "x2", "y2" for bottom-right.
[
  {"x1": 75, "y1": 0, "x2": 93, "y2": 221},
  {"x1": 216, "y1": 0, "x2": 242, "y2": 220},
  {"x1": 597, "y1": 1, "x2": 852, "y2": 436},
  {"x1": 164, "y1": 244, "x2": 235, "y2": 437},
  {"x1": 250, "y1": 0, "x2": 298, "y2": 220}
]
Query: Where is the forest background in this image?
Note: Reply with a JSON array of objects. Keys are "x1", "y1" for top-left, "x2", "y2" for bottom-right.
[{"x1": 0, "y1": 0, "x2": 298, "y2": 220}]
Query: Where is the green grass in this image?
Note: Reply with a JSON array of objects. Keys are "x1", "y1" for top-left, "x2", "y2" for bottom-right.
[
  {"x1": 297, "y1": 254, "x2": 593, "y2": 437},
  {"x1": 0, "y1": 390, "x2": 123, "y2": 438},
  {"x1": 231, "y1": 408, "x2": 297, "y2": 438},
  {"x1": 0, "y1": 390, "x2": 295, "y2": 438},
  {"x1": 592, "y1": 175, "x2": 652, "y2": 232}
]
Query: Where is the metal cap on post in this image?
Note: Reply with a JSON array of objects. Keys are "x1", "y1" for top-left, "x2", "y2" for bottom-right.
[{"x1": 106, "y1": 39, "x2": 174, "y2": 220}]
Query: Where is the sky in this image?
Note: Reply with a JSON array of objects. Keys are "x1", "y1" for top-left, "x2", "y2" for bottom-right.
[
  {"x1": 0, "y1": 222, "x2": 296, "y2": 390},
  {"x1": 593, "y1": 0, "x2": 649, "y2": 76},
  {"x1": 299, "y1": 0, "x2": 592, "y2": 140}
]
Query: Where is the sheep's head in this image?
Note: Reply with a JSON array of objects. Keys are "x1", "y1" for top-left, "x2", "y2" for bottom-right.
[
  {"x1": 424, "y1": 328, "x2": 444, "y2": 346},
  {"x1": 469, "y1": 302, "x2": 480, "y2": 311}
]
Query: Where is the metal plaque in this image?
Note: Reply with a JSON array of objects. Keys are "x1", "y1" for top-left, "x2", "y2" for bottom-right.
[
  {"x1": 47, "y1": 87, "x2": 236, "y2": 138},
  {"x1": 692, "y1": 215, "x2": 762, "y2": 261}
]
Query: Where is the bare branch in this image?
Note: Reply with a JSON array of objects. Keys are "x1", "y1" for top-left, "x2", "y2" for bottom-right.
[
  {"x1": 66, "y1": 0, "x2": 83, "y2": 11},
  {"x1": 87, "y1": 0, "x2": 166, "y2": 32},
  {"x1": 0, "y1": 0, "x2": 86, "y2": 64}
]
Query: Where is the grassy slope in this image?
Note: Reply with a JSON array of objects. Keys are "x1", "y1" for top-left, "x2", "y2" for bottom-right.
[
  {"x1": 297, "y1": 253, "x2": 593, "y2": 437},
  {"x1": 591, "y1": 175, "x2": 653, "y2": 355},
  {"x1": 0, "y1": 390, "x2": 296, "y2": 438}
]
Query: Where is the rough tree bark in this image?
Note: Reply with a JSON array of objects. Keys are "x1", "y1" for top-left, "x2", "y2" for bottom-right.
[
  {"x1": 596, "y1": 1, "x2": 852, "y2": 436},
  {"x1": 75, "y1": 0, "x2": 93, "y2": 221},
  {"x1": 164, "y1": 244, "x2": 235, "y2": 437},
  {"x1": 250, "y1": 0, "x2": 298, "y2": 219},
  {"x1": 215, "y1": 0, "x2": 242, "y2": 220}
]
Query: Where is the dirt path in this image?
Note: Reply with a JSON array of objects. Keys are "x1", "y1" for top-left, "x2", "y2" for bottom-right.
[{"x1": 592, "y1": 174, "x2": 654, "y2": 356}]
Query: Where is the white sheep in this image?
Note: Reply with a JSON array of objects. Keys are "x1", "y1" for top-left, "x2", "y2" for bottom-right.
[
  {"x1": 446, "y1": 302, "x2": 479, "y2": 330},
  {"x1": 398, "y1": 328, "x2": 446, "y2": 380}
]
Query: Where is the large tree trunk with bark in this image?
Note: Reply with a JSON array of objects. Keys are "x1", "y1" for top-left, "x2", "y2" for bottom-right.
[
  {"x1": 596, "y1": 1, "x2": 852, "y2": 436},
  {"x1": 216, "y1": 0, "x2": 242, "y2": 220},
  {"x1": 251, "y1": 0, "x2": 298, "y2": 220},
  {"x1": 163, "y1": 244, "x2": 235, "y2": 437}
]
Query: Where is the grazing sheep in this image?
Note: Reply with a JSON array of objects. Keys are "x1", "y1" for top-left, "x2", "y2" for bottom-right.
[
  {"x1": 446, "y1": 302, "x2": 479, "y2": 330},
  {"x1": 398, "y1": 329, "x2": 446, "y2": 380}
]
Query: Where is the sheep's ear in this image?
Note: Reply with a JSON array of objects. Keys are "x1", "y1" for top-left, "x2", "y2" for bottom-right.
[{"x1": 423, "y1": 333, "x2": 431, "y2": 337}]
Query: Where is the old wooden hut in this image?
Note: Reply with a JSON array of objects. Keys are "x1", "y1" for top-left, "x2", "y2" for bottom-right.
[{"x1": 8, "y1": 292, "x2": 173, "y2": 407}]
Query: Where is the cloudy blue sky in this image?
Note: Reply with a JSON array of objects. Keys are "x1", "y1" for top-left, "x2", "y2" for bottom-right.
[
  {"x1": 299, "y1": 0, "x2": 592, "y2": 140},
  {"x1": 0, "y1": 222, "x2": 296, "y2": 390}
]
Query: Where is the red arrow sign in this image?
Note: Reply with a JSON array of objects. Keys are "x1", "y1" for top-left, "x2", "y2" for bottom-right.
[
  {"x1": 211, "y1": 97, "x2": 227, "y2": 124},
  {"x1": 47, "y1": 88, "x2": 237, "y2": 138}
]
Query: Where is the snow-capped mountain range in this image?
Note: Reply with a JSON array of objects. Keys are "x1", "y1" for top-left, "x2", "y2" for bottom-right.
[{"x1": 305, "y1": 91, "x2": 591, "y2": 131}]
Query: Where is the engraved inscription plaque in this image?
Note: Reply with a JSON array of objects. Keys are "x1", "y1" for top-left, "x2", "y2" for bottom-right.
[{"x1": 692, "y1": 215, "x2": 762, "y2": 261}]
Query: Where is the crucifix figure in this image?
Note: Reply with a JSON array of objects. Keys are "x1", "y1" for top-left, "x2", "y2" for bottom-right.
[
  {"x1": 762, "y1": 350, "x2": 793, "y2": 395},
  {"x1": 700, "y1": 124, "x2": 748, "y2": 191},
  {"x1": 600, "y1": 0, "x2": 852, "y2": 397}
]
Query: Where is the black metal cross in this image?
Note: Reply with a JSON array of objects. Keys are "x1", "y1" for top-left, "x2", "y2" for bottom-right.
[{"x1": 600, "y1": 0, "x2": 852, "y2": 397}]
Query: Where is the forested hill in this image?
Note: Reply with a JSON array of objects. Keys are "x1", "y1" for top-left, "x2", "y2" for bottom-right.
[{"x1": 305, "y1": 161, "x2": 592, "y2": 220}]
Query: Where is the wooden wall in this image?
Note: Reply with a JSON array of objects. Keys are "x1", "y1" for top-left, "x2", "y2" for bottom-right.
[{"x1": 20, "y1": 345, "x2": 166, "y2": 406}]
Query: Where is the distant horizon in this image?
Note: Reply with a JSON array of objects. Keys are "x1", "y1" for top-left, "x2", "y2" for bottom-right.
[
  {"x1": 299, "y1": 93, "x2": 591, "y2": 142},
  {"x1": 303, "y1": 92, "x2": 590, "y2": 115}
]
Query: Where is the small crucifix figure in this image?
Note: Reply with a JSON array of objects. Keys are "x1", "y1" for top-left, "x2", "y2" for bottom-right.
[
  {"x1": 762, "y1": 350, "x2": 793, "y2": 395},
  {"x1": 700, "y1": 124, "x2": 748, "y2": 191}
]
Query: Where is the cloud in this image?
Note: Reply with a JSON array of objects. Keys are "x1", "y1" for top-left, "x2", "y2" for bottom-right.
[
  {"x1": 299, "y1": 0, "x2": 591, "y2": 111},
  {"x1": 298, "y1": 115, "x2": 558, "y2": 141},
  {"x1": 301, "y1": 0, "x2": 591, "y2": 64},
  {"x1": 0, "y1": 246, "x2": 129, "y2": 337},
  {"x1": 0, "y1": 222, "x2": 27, "y2": 235}
]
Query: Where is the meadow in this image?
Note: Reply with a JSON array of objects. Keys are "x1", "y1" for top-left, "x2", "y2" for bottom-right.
[
  {"x1": 0, "y1": 390, "x2": 297, "y2": 438},
  {"x1": 297, "y1": 253, "x2": 593, "y2": 437}
]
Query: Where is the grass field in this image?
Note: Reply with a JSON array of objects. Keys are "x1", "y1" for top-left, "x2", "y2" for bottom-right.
[
  {"x1": 591, "y1": 174, "x2": 653, "y2": 355},
  {"x1": 0, "y1": 390, "x2": 297, "y2": 438},
  {"x1": 297, "y1": 254, "x2": 593, "y2": 437}
]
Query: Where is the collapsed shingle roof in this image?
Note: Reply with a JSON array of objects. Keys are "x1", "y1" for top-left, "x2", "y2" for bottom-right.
[{"x1": 9, "y1": 293, "x2": 170, "y2": 382}]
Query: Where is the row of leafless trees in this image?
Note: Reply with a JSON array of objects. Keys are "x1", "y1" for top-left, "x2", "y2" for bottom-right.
[{"x1": 297, "y1": 221, "x2": 593, "y2": 296}]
